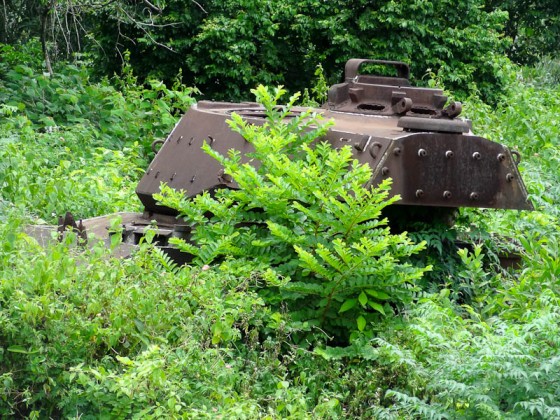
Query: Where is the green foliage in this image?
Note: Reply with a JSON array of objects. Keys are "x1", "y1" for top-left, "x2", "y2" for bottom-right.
[
  {"x1": 156, "y1": 85, "x2": 429, "y2": 343},
  {"x1": 0, "y1": 211, "x2": 274, "y2": 417},
  {"x1": 0, "y1": 0, "x2": 513, "y2": 102},
  {"x1": 180, "y1": 0, "x2": 513, "y2": 101},
  {"x1": 0, "y1": 44, "x2": 197, "y2": 151},
  {"x1": 0, "y1": 128, "x2": 143, "y2": 221},
  {"x1": 0, "y1": 45, "x2": 199, "y2": 222},
  {"x1": 487, "y1": 0, "x2": 560, "y2": 65},
  {"x1": 521, "y1": 56, "x2": 560, "y2": 88},
  {"x1": 370, "y1": 290, "x2": 560, "y2": 419},
  {"x1": 1, "y1": 41, "x2": 560, "y2": 418}
]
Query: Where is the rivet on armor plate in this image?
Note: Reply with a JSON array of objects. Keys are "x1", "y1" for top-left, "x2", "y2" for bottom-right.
[
  {"x1": 170, "y1": 172, "x2": 176, "y2": 181},
  {"x1": 418, "y1": 148, "x2": 427, "y2": 157},
  {"x1": 416, "y1": 189, "x2": 424, "y2": 198},
  {"x1": 382, "y1": 167, "x2": 389, "y2": 176},
  {"x1": 445, "y1": 150, "x2": 454, "y2": 159},
  {"x1": 354, "y1": 135, "x2": 371, "y2": 152},
  {"x1": 155, "y1": 171, "x2": 160, "y2": 179},
  {"x1": 506, "y1": 173, "x2": 514, "y2": 182},
  {"x1": 393, "y1": 147, "x2": 402, "y2": 156},
  {"x1": 470, "y1": 192, "x2": 479, "y2": 201},
  {"x1": 472, "y1": 152, "x2": 481, "y2": 160},
  {"x1": 497, "y1": 153, "x2": 506, "y2": 162},
  {"x1": 369, "y1": 142, "x2": 382, "y2": 159},
  {"x1": 177, "y1": 136, "x2": 183, "y2": 143},
  {"x1": 218, "y1": 169, "x2": 233, "y2": 184},
  {"x1": 190, "y1": 175, "x2": 196, "y2": 183},
  {"x1": 443, "y1": 190, "x2": 452, "y2": 199},
  {"x1": 188, "y1": 137, "x2": 194, "y2": 145}
]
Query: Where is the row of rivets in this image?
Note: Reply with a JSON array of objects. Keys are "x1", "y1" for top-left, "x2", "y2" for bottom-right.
[
  {"x1": 414, "y1": 190, "x2": 480, "y2": 200},
  {"x1": 186, "y1": 136, "x2": 216, "y2": 146},
  {"x1": 417, "y1": 148, "x2": 482, "y2": 160},
  {"x1": 413, "y1": 149, "x2": 513, "y2": 163}
]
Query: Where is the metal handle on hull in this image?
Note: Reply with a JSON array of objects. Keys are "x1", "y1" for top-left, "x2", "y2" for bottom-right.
[{"x1": 345, "y1": 59, "x2": 410, "y2": 81}]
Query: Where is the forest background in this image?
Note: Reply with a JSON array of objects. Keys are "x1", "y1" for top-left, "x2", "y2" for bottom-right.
[{"x1": 1, "y1": 0, "x2": 560, "y2": 418}]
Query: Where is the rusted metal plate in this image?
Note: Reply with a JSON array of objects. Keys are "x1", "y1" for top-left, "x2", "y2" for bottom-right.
[
  {"x1": 137, "y1": 101, "x2": 531, "y2": 213},
  {"x1": 28, "y1": 59, "x2": 533, "y2": 267},
  {"x1": 136, "y1": 104, "x2": 256, "y2": 215},
  {"x1": 369, "y1": 133, "x2": 532, "y2": 209},
  {"x1": 135, "y1": 58, "x2": 532, "y2": 217},
  {"x1": 25, "y1": 212, "x2": 141, "y2": 258}
]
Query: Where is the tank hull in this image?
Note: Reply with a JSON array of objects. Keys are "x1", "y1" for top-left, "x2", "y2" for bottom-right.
[{"x1": 136, "y1": 101, "x2": 532, "y2": 214}]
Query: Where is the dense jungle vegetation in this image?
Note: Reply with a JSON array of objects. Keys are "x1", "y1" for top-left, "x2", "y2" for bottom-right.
[{"x1": 1, "y1": 0, "x2": 560, "y2": 418}]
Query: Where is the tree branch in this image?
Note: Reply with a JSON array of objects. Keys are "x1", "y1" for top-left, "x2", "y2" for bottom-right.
[
  {"x1": 191, "y1": 0, "x2": 208, "y2": 14},
  {"x1": 41, "y1": 0, "x2": 55, "y2": 74},
  {"x1": 143, "y1": 0, "x2": 162, "y2": 13}
]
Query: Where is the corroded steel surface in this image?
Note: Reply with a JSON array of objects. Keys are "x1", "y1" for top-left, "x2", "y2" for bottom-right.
[
  {"x1": 137, "y1": 59, "x2": 532, "y2": 213},
  {"x1": 27, "y1": 59, "x2": 533, "y2": 264}
]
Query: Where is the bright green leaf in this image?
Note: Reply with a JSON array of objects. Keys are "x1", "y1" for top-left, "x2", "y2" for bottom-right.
[
  {"x1": 357, "y1": 315, "x2": 366, "y2": 331},
  {"x1": 339, "y1": 298, "x2": 357, "y2": 313}
]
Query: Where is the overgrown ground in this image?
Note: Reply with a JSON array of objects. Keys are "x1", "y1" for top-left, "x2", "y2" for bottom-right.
[{"x1": 1, "y1": 45, "x2": 560, "y2": 418}]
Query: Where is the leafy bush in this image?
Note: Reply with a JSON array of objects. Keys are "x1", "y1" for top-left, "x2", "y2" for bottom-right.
[
  {"x1": 0, "y1": 213, "x2": 270, "y2": 417},
  {"x1": 2, "y1": 45, "x2": 560, "y2": 418},
  {"x1": 0, "y1": 46, "x2": 199, "y2": 222},
  {"x1": 156, "y1": 86, "x2": 429, "y2": 344},
  {"x1": 83, "y1": 0, "x2": 514, "y2": 102},
  {"x1": 0, "y1": 44, "x2": 197, "y2": 152},
  {"x1": 370, "y1": 289, "x2": 560, "y2": 419},
  {"x1": 0, "y1": 211, "x2": 353, "y2": 418},
  {"x1": 0, "y1": 132, "x2": 143, "y2": 221}
]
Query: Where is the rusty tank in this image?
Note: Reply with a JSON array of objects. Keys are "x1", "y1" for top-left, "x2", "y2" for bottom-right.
[{"x1": 30, "y1": 59, "x2": 533, "y2": 261}]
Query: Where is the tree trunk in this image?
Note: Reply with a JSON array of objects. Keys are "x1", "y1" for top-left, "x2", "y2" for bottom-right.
[{"x1": 40, "y1": 1, "x2": 54, "y2": 75}]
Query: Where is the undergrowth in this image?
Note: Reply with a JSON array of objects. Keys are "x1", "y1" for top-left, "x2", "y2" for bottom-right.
[{"x1": 1, "y1": 45, "x2": 560, "y2": 417}]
